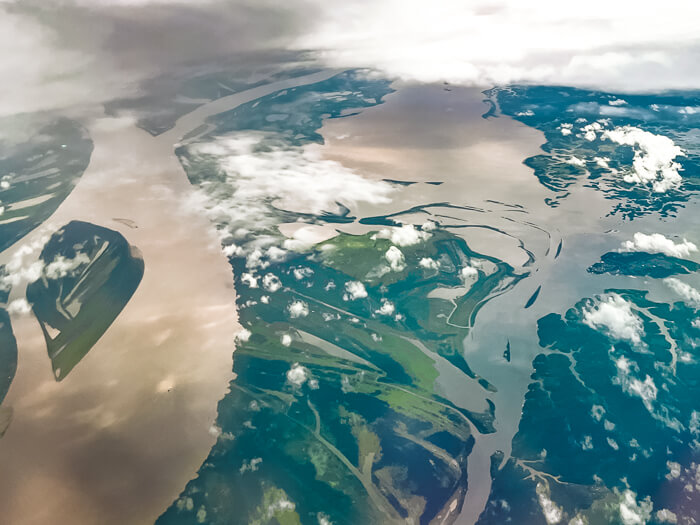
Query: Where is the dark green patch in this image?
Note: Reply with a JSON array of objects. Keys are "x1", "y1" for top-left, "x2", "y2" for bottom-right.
[{"x1": 26, "y1": 221, "x2": 144, "y2": 381}]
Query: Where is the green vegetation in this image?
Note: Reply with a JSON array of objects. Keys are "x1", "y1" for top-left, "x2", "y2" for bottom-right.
[
  {"x1": 0, "y1": 116, "x2": 93, "y2": 252},
  {"x1": 0, "y1": 308, "x2": 17, "y2": 406},
  {"x1": 158, "y1": 71, "x2": 526, "y2": 525},
  {"x1": 26, "y1": 221, "x2": 144, "y2": 380}
]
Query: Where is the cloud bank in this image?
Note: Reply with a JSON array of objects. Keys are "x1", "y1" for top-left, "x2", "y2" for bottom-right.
[
  {"x1": 3, "y1": 0, "x2": 700, "y2": 117},
  {"x1": 583, "y1": 294, "x2": 644, "y2": 345},
  {"x1": 602, "y1": 126, "x2": 685, "y2": 193},
  {"x1": 296, "y1": 0, "x2": 700, "y2": 92},
  {"x1": 620, "y1": 233, "x2": 698, "y2": 258}
]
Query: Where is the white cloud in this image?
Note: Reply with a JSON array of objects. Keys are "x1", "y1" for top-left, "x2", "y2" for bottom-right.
[
  {"x1": 1, "y1": 261, "x2": 43, "y2": 290},
  {"x1": 317, "y1": 513, "x2": 333, "y2": 525},
  {"x1": 7, "y1": 298, "x2": 31, "y2": 315},
  {"x1": 665, "y1": 278, "x2": 700, "y2": 308},
  {"x1": 375, "y1": 298, "x2": 395, "y2": 316},
  {"x1": 287, "y1": 300, "x2": 309, "y2": 318},
  {"x1": 419, "y1": 257, "x2": 438, "y2": 270},
  {"x1": 385, "y1": 246, "x2": 405, "y2": 272},
  {"x1": 594, "y1": 157, "x2": 611, "y2": 169},
  {"x1": 235, "y1": 328, "x2": 251, "y2": 342},
  {"x1": 222, "y1": 243, "x2": 242, "y2": 257},
  {"x1": 262, "y1": 273, "x2": 282, "y2": 292},
  {"x1": 5, "y1": 0, "x2": 700, "y2": 122},
  {"x1": 375, "y1": 224, "x2": 430, "y2": 246},
  {"x1": 281, "y1": 224, "x2": 339, "y2": 251},
  {"x1": 618, "y1": 490, "x2": 653, "y2": 525},
  {"x1": 281, "y1": 333, "x2": 292, "y2": 346},
  {"x1": 292, "y1": 267, "x2": 313, "y2": 280},
  {"x1": 0, "y1": 8, "x2": 102, "y2": 117},
  {"x1": 239, "y1": 457, "x2": 263, "y2": 474},
  {"x1": 581, "y1": 435, "x2": 593, "y2": 450},
  {"x1": 344, "y1": 281, "x2": 367, "y2": 300},
  {"x1": 582, "y1": 294, "x2": 644, "y2": 344},
  {"x1": 535, "y1": 483, "x2": 563, "y2": 524},
  {"x1": 621, "y1": 233, "x2": 697, "y2": 258},
  {"x1": 295, "y1": 0, "x2": 700, "y2": 92},
  {"x1": 656, "y1": 509, "x2": 678, "y2": 524},
  {"x1": 0, "y1": 234, "x2": 51, "y2": 291},
  {"x1": 666, "y1": 461, "x2": 681, "y2": 480},
  {"x1": 189, "y1": 132, "x2": 394, "y2": 233},
  {"x1": 44, "y1": 253, "x2": 90, "y2": 279},
  {"x1": 286, "y1": 363, "x2": 308, "y2": 386},
  {"x1": 591, "y1": 404, "x2": 605, "y2": 421},
  {"x1": 421, "y1": 220, "x2": 438, "y2": 231},
  {"x1": 461, "y1": 266, "x2": 478, "y2": 280},
  {"x1": 240, "y1": 272, "x2": 258, "y2": 288},
  {"x1": 603, "y1": 127, "x2": 685, "y2": 193},
  {"x1": 581, "y1": 121, "x2": 604, "y2": 141},
  {"x1": 613, "y1": 355, "x2": 681, "y2": 431}
]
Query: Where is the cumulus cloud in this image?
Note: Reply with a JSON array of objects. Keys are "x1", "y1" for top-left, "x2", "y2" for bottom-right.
[
  {"x1": 286, "y1": 363, "x2": 308, "y2": 386},
  {"x1": 535, "y1": 483, "x2": 563, "y2": 525},
  {"x1": 460, "y1": 266, "x2": 478, "y2": 280},
  {"x1": 343, "y1": 281, "x2": 367, "y2": 300},
  {"x1": 44, "y1": 253, "x2": 90, "y2": 279},
  {"x1": 418, "y1": 257, "x2": 438, "y2": 270},
  {"x1": 582, "y1": 121, "x2": 604, "y2": 141},
  {"x1": 235, "y1": 328, "x2": 252, "y2": 342},
  {"x1": 582, "y1": 294, "x2": 644, "y2": 345},
  {"x1": 566, "y1": 156, "x2": 585, "y2": 167},
  {"x1": 0, "y1": 235, "x2": 88, "y2": 303},
  {"x1": 188, "y1": 132, "x2": 394, "y2": 232},
  {"x1": 0, "y1": 235, "x2": 51, "y2": 291},
  {"x1": 664, "y1": 278, "x2": 700, "y2": 308},
  {"x1": 375, "y1": 298, "x2": 395, "y2": 316},
  {"x1": 375, "y1": 224, "x2": 431, "y2": 246},
  {"x1": 262, "y1": 273, "x2": 282, "y2": 292},
  {"x1": 280, "y1": 224, "x2": 339, "y2": 251},
  {"x1": 7, "y1": 298, "x2": 32, "y2": 315},
  {"x1": 421, "y1": 220, "x2": 438, "y2": 232},
  {"x1": 613, "y1": 355, "x2": 681, "y2": 430},
  {"x1": 384, "y1": 246, "x2": 406, "y2": 272},
  {"x1": 620, "y1": 232, "x2": 697, "y2": 258},
  {"x1": 1, "y1": 250, "x2": 89, "y2": 292},
  {"x1": 617, "y1": 489, "x2": 653, "y2": 525},
  {"x1": 239, "y1": 457, "x2": 263, "y2": 474},
  {"x1": 240, "y1": 272, "x2": 258, "y2": 288},
  {"x1": 292, "y1": 267, "x2": 313, "y2": 280},
  {"x1": 656, "y1": 509, "x2": 678, "y2": 523},
  {"x1": 602, "y1": 126, "x2": 685, "y2": 193},
  {"x1": 287, "y1": 300, "x2": 309, "y2": 318},
  {"x1": 614, "y1": 357, "x2": 657, "y2": 411}
]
